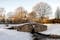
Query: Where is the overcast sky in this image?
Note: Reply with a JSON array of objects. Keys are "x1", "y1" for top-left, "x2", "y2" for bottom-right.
[{"x1": 0, "y1": 0, "x2": 60, "y2": 18}]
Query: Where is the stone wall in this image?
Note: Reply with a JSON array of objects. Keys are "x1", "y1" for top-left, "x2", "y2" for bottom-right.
[
  {"x1": 34, "y1": 24, "x2": 47, "y2": 32},
  {"x1": 18, "y1": 24, "x2": 33, "y2": 32},
  {"x1": 7, "y1": 23, "x2": 47, "y2": 32}
]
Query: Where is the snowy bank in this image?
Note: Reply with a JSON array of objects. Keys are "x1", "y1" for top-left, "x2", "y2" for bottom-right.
[
  {"x1": 40, "y1": 24, "x2": 60, "y2": 35},
  {"x1": 0, "y1": 29, "x2": 33, "y2": 40}
]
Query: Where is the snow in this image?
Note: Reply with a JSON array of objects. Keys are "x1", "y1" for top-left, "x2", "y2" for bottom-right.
[
  {"x1": 0, "y1": 24, "x2": 60, "y2": 40},
  {"x1": 40, "y1": 24, "x2": 60, "y2": 35},
  {"x1": 0, "y1": 23, "x2": 31, "y2": 28},
  {"x1": 0, "y1": 24, "x2": 7, "y2": 28},
  {"x1": 0, "y1": 29, "x2": 33, "y2": 40}
]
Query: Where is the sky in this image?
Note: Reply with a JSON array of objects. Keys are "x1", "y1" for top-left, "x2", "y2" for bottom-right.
[{"x1": 0, "y1": 0, "x2": 60, "y2": 18}]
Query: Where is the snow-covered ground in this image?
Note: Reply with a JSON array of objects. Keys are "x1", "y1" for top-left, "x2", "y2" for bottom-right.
[
  {"x1": 0, "y1": 29, "x2": 33, "y2": 40},
  {"x1": 0, "y1": 24, "x2": 7, "y2": 28},
  {"x1": 0, "y1": 24, "x2": 60, "y2": 40},
  {"x1": 1, "y1": 24, "x2": 60, "y2": 35},
  {"x1": 0, "y1": 24, "x2": 33, "y2": 40},
  {"x1": 40, "y1": 24, "x2": 60, "y2": 35},
  {"x1": 0, "y1": 23, "x2": 30, "y2": 28}
]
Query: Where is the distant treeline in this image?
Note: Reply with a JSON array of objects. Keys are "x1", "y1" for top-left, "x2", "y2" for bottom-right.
[{"x1": 0, "y1": 18, "x2": 60, "y2": 24}]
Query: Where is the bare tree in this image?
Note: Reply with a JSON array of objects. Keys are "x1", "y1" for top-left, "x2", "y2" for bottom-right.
[
  {"x1": 55, "y1": 7, "x2": 60, "y2": 19},
  {"x1": 0, "y1": 8, "x2": 5, "y2": 16},
  {"x1": 15, "y1": 7, "x2": 27, "y2": 18},
  {"x1": 28, "y1": 11, "x2": 37, "y2": 18},
  {"x1": 14, "y1": 7, "x2": 28, "y2": 23},
  {"x1": 33, "y1": 2, "x2": 52, "y2": 19},
  {"x1": 0, "y1": 8, "x2": 6, "y2": 23},
  {"x1": 7, "y1": 12, "x2": 15, "y2": 18}
]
